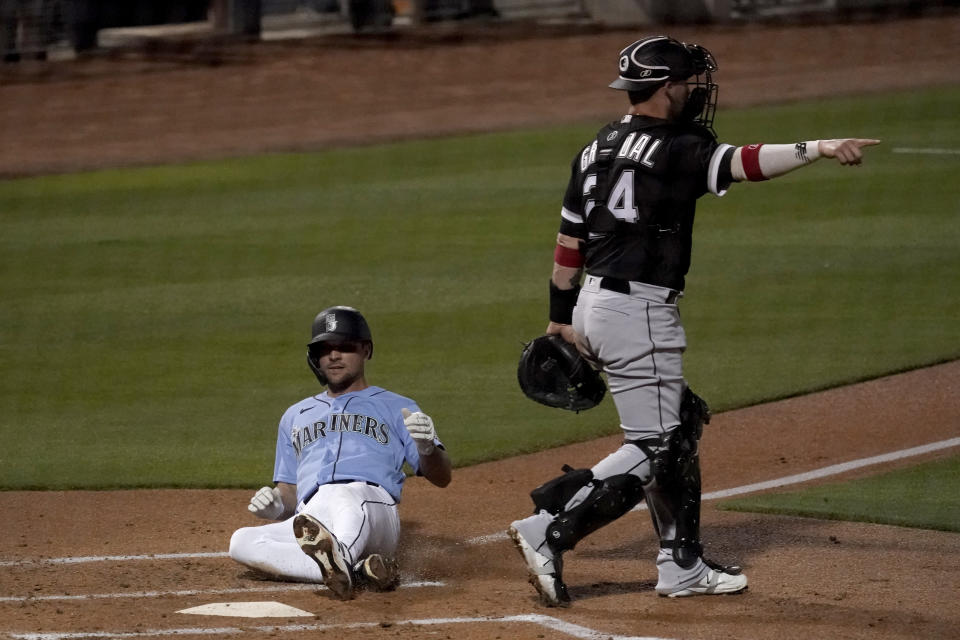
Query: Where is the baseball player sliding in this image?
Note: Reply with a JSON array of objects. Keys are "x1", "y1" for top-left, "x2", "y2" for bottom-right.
[
  {"x1": 509, "y1": 35, "x2": 879, "y2": 606},
  {"x1": 229, "y1": 306, "x2": 452, "y2": 599}
]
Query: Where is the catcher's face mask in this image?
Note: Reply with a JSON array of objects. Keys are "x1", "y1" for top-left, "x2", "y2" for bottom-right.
[{"x1": 678, "y1": 43, "x2": 718, "y2": 136}]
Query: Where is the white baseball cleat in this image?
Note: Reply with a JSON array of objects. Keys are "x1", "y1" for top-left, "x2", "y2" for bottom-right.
[
  {"x1": 293, "y1": 514, "x2": 354, "y2": 600},
  {"x1": 360, "y1": 553, "x2": 401, "y2": 592},
  {"x1": 508, "y1": 523, "x2": 570, "y2": 607},
  {"x1": 658, "y1": 568, "x2": 748, "y2": 598}
]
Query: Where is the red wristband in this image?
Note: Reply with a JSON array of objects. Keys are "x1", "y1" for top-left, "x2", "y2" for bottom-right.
[
  {"x1": 741, "y1": 144, "x2": 767, "y2": 181},
  {"x1": 554, "y1": 244, "x2": 584, "y2": 268}
]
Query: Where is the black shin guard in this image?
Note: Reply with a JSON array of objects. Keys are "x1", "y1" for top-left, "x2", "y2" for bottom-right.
[
  {"x1": 670, "y1": 447, "x2": 702, "y2": 568},
  {"x1": 544, "y1": 474, "x2": 645, "y2": 554},
  {"x1": 632, "y1": 388, "x2": 711, "y2": 569},
  {"x1": 668, "y1": 388, "x2": 711, "y2": 567}
]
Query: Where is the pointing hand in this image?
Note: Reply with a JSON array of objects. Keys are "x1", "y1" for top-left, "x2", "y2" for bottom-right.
[{"x1": 818, "y1": 139, "x2": 881, "y2": 166}]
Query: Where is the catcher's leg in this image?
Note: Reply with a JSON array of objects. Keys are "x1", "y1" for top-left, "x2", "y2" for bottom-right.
[
  {"x1": 574, "y1": 278, "x2": 687, "y2": 437},
  {"x1": 508, "y1": 512, "x2": 570, "y2": 607},
  {"x1": 509, "y1": 466, "x2": 595, "y2": 607},
  {"x1": 633, "y1": 389, "x2": 747, "y2": 596},
  {"x1": 542, "y1": 470, "x2": 645, "y2": 552},
  {"x1": 509, "y1": 446, "x2": 650, "y2": 606}
]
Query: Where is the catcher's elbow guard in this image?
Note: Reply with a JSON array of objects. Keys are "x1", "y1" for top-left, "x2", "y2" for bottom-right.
[{"x1": 517, "y1": 335, "x2": 606, "y2": 412}]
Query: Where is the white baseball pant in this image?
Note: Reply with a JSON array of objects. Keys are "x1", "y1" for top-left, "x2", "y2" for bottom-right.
[{"x1": 229, "y1": 481, "x2": 399, "y2": 581}]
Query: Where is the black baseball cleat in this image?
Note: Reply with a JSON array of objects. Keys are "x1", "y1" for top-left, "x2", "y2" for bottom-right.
[
  {"x1": 508, "y1": 523, "x2": 571, "y2": 607},
  {"x1": 293, "y1": 514, "x2": 354, "y2": 600}
]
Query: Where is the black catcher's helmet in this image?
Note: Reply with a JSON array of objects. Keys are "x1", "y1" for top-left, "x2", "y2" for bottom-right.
[
  {"x1": 306, "y1": 306, "x2": 373, "y2": 385},
  {"x1": 609, "y1": 35, "x2": 719, "y2": 135}
]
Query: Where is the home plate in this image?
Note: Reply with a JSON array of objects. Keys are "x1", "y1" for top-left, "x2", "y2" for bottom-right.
[{"x1": 178, "y1": 601, "x2": 314, "y2": 618}]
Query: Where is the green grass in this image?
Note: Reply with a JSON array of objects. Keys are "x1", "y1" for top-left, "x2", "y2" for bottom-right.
[
  {"x1": 1, "y1": 86, "x2": 958, "y2": 489},
  {"x1": 719, "y1": 455, "x2": 960, "y2": 532}
]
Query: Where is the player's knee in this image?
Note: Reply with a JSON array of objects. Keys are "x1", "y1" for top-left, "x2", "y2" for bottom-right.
[
  {"x1": 228, "y1": 527, "x2": 257, "y2": 565},
  {"x1": 529, "y1": 464, "x2": 594, "y2": 515},
  {"x1": 679, "y1": 387, "x2": 710, "y2": 440}
]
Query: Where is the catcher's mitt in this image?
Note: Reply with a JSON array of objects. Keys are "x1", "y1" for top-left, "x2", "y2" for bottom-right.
[{"x1": 517, "y1": 335, "x2": 606, "y2": 412}]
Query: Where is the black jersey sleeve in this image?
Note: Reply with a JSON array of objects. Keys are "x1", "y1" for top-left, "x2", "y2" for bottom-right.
[
  {"x1": 671, "y1": 127, "x2": 735, "y2": 197},
  {"x1": 558, "y1": 152, "x2": 587, "y2": 239},
  {"x1": 712, "y1": 144, "x2": 737, "y2": 194}
]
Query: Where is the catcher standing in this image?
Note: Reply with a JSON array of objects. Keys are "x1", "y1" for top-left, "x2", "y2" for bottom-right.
[{"x1": 508, "y1": 35, "x2": 879, "y2": 605}]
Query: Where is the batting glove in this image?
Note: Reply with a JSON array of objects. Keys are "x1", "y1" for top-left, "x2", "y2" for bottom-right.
[
  {"x1": 402, "y1": 408, "x2": 437, "y2": 455},
  {"x1": 248, "y1": 485, "x2": 285, "y2": 520}
]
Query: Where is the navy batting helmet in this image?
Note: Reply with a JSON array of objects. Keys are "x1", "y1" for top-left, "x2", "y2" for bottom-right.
[{"x1": 306, "y1": 306, "x2": 373, "y2": 384}]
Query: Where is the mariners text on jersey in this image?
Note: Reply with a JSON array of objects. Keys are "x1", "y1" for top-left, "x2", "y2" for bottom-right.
[{"x1": 292, "y1": 412, "x2": 390, "y2": 457}]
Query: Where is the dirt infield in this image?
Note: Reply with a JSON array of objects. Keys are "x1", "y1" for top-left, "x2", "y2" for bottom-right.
[
  {"x1": 1, "y1": 13, "x2": 959, "y2": 640},
  {"x1": 2, "y1": 361, "x2": 959, "y2": 639}
]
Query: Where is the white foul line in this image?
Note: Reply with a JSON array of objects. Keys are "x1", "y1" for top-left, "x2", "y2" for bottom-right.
[
  {"x1": 0, "y1": 581, "x2": 445, "y2": 604},
  {"x1": 3, "y1": 437, "x2": 958, "y2": 564},
  {"x1": 892, "y1": 147, "x2": 960, "y2": 155},
  {"x1": 0, "y1": 552, "x2": 228, "y2": 568},
  {"x1": 8, "y1": 614, "x2": 674, "y2": 640},
  {"x1": 702, "y1": 436, "x2": 960, "y2": 501}
]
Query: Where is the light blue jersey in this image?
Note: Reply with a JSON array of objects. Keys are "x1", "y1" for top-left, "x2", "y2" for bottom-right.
[{"x1": 273, "y1": 386, "x2": 439, "y2": 503}]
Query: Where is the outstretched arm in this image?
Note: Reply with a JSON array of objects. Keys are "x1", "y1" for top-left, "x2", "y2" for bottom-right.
[{"x1": 729, "y1": 138, "x2": 881, "y2": 182}]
